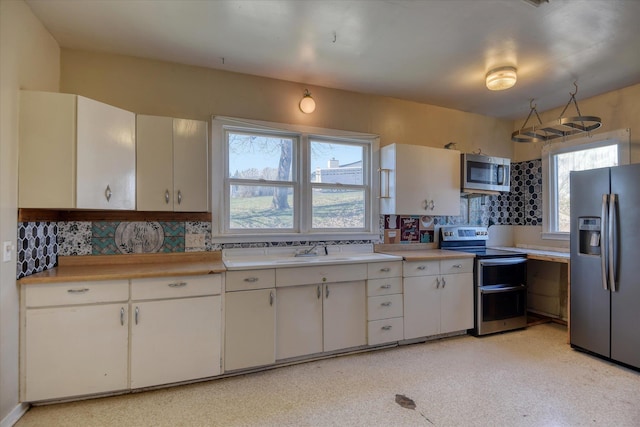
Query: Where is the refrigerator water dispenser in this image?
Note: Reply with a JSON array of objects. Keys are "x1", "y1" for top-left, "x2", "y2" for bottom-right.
[{"x1": 578, "y1": 217, "x2": 601, "y2": 255}]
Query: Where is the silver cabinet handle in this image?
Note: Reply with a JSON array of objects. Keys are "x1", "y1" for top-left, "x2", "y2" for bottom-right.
[
  {"x1": 177, "y1": 190, "x2": 183, "y2": 205},
  {"x1": 424, "y1": 199, "x2": 435, "y2": 211},
  {"x1": 442, "y1": 277, "x2": 446, "y2": 288},
  {"x1": 417, "y1": 265, "x2": 426, "y2": 270},
  {"x1": 165, "y1": 189, "x2": 170, "y2": 204},
  {"x1": 317, "y1": 285, "x2": 321, "y2": 299},
  {"x1": 168, "y1": 282, "x2": 187, "y2": 288},
  {"x1": 120, "y1": 307, "x2": 125, "y2": 326},
  {"x1": 380, "y1": 284, "x2": 392, "y2": 289},
  {"x1": 244, "y1": 277, "x2": 259, "y2": 283},
  {"x1": 381, "y1": 325, "x2": 392, "y2": 331},
  {"x1": 325, "y1": 285, "x2": 330, "y2": 299},
  {"x1": 381, "y1": 301, "x2": 392, "y2": 307},
  {"x1": 269, "y1": 291, "x2": 274, "y2": 306},
  {"x1": 380, "y1": 267, "x2": 390, "y2": 272},
  {"x1": 105, "y1": 185, "x2": 112, "y2": 202},
  {"x1": 452, "y1": 264, "x2": 462, "y2": 268},
  {"x1": 436, "y1": 278, "x2": 440, "y2": 289},
  {"x1": 135, "y1": 306, "x2": 139, "y2": 325},
  {"x1": 67, "y1": 288, "x2": 89, "y2": 293}
]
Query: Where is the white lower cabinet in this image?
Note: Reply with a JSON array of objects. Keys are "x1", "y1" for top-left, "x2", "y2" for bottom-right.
[
  {"x1": 224, "y1": 270, "x2": 276, "y2": 371},
  {"x1": 22, "y1": 280, "x2": 130, "y2": 402},
  {"x1": 276, "y1": 264, "x2": 367, "y2": 361},
  {"x1": 130, "y1": 275, "x2": 222, "y2": 389},
  {"x1": 403, "y1": 258, "x2": 473, "y2": 340}
]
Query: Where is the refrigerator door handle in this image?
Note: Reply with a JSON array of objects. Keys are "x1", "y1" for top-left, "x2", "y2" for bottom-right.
[
  {"x1": 601, "y1": 194, "x2": 609, "y2": 291},
  {"x1": 609, "y1": 193, "x2": 617, "y2": 292}
]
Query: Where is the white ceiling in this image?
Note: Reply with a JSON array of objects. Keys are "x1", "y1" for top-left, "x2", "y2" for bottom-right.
[{"x1": 25, "y1": 0, "x2": 640, "y2": 120}]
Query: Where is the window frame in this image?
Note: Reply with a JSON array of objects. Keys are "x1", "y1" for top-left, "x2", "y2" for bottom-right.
[
  {"x1": 211, "y1": 116, "x2": 380, "y2": 243},
  {"x1": 541, "y1": 128, "x2": 630, "y2": 240}
]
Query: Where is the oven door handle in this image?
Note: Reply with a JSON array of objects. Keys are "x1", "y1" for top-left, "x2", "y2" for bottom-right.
[
  {"x1": 480, "y1": 284, "x2": 526, "y2": 294},
  {"x1": 478, "y1": 258, "x2": 527, "y2": 267}
]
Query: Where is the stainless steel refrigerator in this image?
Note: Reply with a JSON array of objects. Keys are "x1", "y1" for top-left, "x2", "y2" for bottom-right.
[{"x1": 570, "y1": 162, "x2": 640, "y2": 370}]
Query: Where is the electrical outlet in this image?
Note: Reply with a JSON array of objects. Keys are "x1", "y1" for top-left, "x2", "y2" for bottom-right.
[
  {"x1": 185, "y1": 233, "x2": 205, "y2": 249},
  {"x1": 3, "y1": 241, "x2": 13, "y2": 262}
]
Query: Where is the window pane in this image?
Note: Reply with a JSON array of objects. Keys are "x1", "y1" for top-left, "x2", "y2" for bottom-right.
[
  {"x1": 555, "y1": 144, "x2": 618, "y2": 232},
  {"x1": 228, "y1": 133, "x2": 294, "y2": 181},
  {"x1": 229, "y1": 185, "x2": 294, "y2": 229},
  {"x1": 312, "y1": 188, "x2": 365, "y2": 229},
  {"x1": 310, "y1": 141, "x2": 363, "y2": 184}
]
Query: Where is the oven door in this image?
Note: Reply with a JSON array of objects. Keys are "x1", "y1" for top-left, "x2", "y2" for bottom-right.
[{"x1": 476, "y1": 257, "x2": 527, "y2": 335}]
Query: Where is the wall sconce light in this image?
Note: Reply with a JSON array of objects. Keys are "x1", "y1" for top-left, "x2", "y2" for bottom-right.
[
  {"x1": 299, "y1": 89, "x2": 316, "y2": 113},
  {"x1": 485, "y1": 66, "x2": 517, "y2": 91}
]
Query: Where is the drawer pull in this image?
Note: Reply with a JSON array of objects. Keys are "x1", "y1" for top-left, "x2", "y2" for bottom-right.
[
  {"x1": 381, "y1": 325, "x2": 393, "y2": 331},
  {"x1": 67, "y1": 288, "x2": 89, "y2": 294},
  {"x1": 168, "y1": 282, "x2": 187, "y2": 288},
  {"x1": 380, "y1": 284, "x2": 392, "y2": 289},
  {"x1": 120, "y1": 307, "x2": 125, "y2": 326},
  {"x1": 380, "y1": 267, "x2": 391, "y2": 272},
  {"x1": 417, "y1": 265, "x2": 426, "y2": 270},
  {"x1": 135, "y1": 306, "x2": 140, "y2": 325},
  {"x1": 381, "y1": 301, "x2": 392, "y2": 307},
  {"x1": 244, "y1": 277, "x2": 259, "y2": 283},
  {"x1": 452, "y1": 264, "x2": 462, "y2": 268}
]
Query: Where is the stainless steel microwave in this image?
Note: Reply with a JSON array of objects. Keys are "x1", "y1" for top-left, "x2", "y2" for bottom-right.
[{"x1": 461, "y1": 153, "x2": 510, "y2": 194}]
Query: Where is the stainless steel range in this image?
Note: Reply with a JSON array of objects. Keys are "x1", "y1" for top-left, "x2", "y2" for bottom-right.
[{"x1": 439, "y1": 226, "x2": 528, "y2": 336}]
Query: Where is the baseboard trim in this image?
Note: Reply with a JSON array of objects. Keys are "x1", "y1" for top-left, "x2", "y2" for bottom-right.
[{"x1": 1, "y1": 403, "x2": 29, "y2": 427}]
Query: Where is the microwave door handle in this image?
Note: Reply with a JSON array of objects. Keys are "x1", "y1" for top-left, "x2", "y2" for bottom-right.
[
  {"x1": 601, "y1": 194, "x2": 609, "y2": 291},
  {"x1": 497, "y1": 164, "x2": 504, "y2": 185},
  {"x1": 609, "y1": 194, "x2": 617, "y2": 292}
]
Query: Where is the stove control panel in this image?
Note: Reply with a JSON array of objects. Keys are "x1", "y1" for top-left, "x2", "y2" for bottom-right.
[{"x1": 439, "y1": 226, "x2": 489, "y2": 241}]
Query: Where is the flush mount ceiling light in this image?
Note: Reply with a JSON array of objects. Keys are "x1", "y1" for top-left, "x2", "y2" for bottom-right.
[
  {"x1": 511, "y1": 83, "x2": 602, "y2": 143},
  {"x1": 485, "y1": 66, "x2": 518, "y2": 91},
  {"x1": 299, "y1": 89, "x2": 316, "y2": 114}
]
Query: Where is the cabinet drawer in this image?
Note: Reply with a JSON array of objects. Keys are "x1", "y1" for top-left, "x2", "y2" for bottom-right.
[
  {"x1": 403, "y1": 260, "x2": 439, "y2": 277},
  {"x1": 131, "y1": 275, "x2": 221, "y2": 300},
  {"x1": 367, "y1": 277, "x2": 403, "y2": 296},
  {"x1": 440, "y1": 258, "x2": 474, "y2": 275},
  {"x1": 367, "y1": 294, "x2": 403, "y2": 321},
  {"x1": 276, "y1": 263, "x2": 367, "y2": 287},
  {"x1": 367, "y1": 261, "x2": 402, "y2": 279},
  {"x1": 367, "y1": 317, "x2": 404, "y2": 346},
  {"x1": 226, "y1": 269, "x2": 275, "y2": 291},
  {"x1": 24, "y1": 280, "x2": 129, "y2": 308}
]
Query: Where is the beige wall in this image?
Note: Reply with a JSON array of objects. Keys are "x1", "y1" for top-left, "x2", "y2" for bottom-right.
[
  {"x1": 60, "y1": 49, "x2": 514, "y2": 157},
  {"x1": 0, "y1": 0, "x2": 60, "y2": 423}
]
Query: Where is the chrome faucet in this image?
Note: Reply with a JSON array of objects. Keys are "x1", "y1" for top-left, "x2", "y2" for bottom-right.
[{"x1": 295, "y1": 243, "x2": 327, "y2": 257}]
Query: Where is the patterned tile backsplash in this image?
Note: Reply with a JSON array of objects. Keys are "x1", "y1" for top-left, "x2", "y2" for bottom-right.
[{"x1": 17, "y1": 159, "x2": 544, "y2": 277}]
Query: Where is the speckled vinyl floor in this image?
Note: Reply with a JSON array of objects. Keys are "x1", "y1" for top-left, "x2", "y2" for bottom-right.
[{"x1": 16, "y1": 323, "x2": 640, "y2": 427}]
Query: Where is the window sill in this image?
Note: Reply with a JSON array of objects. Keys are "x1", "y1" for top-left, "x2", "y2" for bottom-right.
[{"x1": 541, "y1": 231, "x2": 570, "y2": 241}]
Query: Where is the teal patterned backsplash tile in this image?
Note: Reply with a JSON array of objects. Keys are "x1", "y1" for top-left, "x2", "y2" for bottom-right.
[
  {"x1": 92, "y1": 221, "x2": 117, "y2": 238},
  {"x1": 160, "y1": 222, "x2": 185, "y2": 236},
  {"x1": 162, "y1": 236, "x2": 185, "y2": 253},
  {"x1": 92, "y1": 237, "x2": 120, "y2": 255}
]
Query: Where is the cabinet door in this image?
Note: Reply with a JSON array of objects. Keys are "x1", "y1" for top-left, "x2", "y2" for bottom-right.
[
  {"x1": 136, "y1": 115, "x2": 174, "y2": 211},
  {"x1": 173, "y1": 118, "x2": 208, "y2": 212},
  {"x1": 323, "y1": 281, "x2": 366, "y2": 352},
  {"x1": 403, "y1": 276, "x2": 440, "y2": 339},
  {"x1": 76, "y1": 96, "x2": 136, "y2": 209},
  {"x1": 224, "y1": 289, "x2": 276, "y2": 371},
  {"x1": 276, "y1": 285, "x2": 323, "y2": 360},
  {"x1": 25, "y1": 303, "x2": 128, "y2": 401},
  {"x1": 424, "y1": 146, "x2": 460, "y2": 215},
  {"x1": 440, "y1": 273, "x2": 474, "y2": 334},
  {"x1": 131, "y1": 295, "x2": 221, "y2": 389}
]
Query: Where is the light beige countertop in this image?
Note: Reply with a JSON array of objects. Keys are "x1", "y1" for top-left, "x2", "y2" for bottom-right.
[
  {"x1": 19, "y1": 252, "x2": 226, "y2": 284},
  {"x1": 490, "y1": 246, "x2": 570, "y2": 263},
  {"x1": 375, "y1": 244, "x2": 475, "y2": 261}
]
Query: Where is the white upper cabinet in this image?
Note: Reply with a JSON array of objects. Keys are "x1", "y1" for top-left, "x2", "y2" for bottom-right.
[
  {"x1": 380, "y1": 143, "x2": 460, "y2": 216},
  {"x1": 137, "y1": 115, "x2": 209, "y2": 212},
  {"x1": 19, "y1": 91, "x2": 136, "y2": 210}
]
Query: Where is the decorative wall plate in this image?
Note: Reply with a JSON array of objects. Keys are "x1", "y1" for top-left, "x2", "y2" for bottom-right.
[{"x1": 115, "y1": 221, "x2": 164, "y2": 254}]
